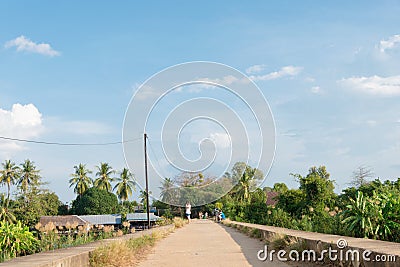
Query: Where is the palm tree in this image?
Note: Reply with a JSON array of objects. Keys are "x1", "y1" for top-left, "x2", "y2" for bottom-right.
[
  {"x1": 94, "y1": 162, "x2": 115, "y2": 192},
  {"x1": 0, "y1": 160, "x2": 20, "y2": 199},
  {"x1": 160, "y1": 177, "x2": 175, "y2": 203},
  {"x1": 113, "y1": 168, "x2": 136, "y2": 202},
  {"x1": 69, "y1": 164, "x2": 93, "y2": 196},
  {"x1": 18, "y1": 159, "x2": 40, "y2": 195},
  {"x1": 0, "y1": 194, "x2": 16, "y2": 223},
  {"x1": 232, "y1": 166, "x2": 255, "y2": 204},
  {"x1": 139, "y1": 190, "x2": 152, "y2": 211}
]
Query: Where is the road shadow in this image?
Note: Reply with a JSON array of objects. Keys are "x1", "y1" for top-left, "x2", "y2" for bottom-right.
[{"x1": 219, "y1": 223, "x2": 290, "y2": 267}]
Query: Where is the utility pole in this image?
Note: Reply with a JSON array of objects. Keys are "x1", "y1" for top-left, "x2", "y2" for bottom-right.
[{"x1": 144, "y1": 133, "x2": 151, "y2": 228}]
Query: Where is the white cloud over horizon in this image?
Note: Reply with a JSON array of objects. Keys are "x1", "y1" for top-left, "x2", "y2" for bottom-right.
[
  {"x1": 249, "y1": 65, "x2": 303, "y2": 81},
  {"x1": 379, "y1": 34, "x2": 400, "y2": 53},
  {"x1": 5, "y1": 35, "x2": 60, "y2": 57},
  {"x1": 339, "y1": 75, "x2": 400, "y2": 96}
]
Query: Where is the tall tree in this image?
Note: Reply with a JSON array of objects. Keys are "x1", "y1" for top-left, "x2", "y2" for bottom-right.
[
  {"x1": 18, "y1": 159, "x2": 40, "y2": 195},
  {"x1": 94, "y1": 162, "x2": 114, "y2": 192},
  {"x1": 113, "y1": 168, "x2": 136, "y2": 202},
  {"x1": 350, "y1": 166, "x2": 373, "y2": 188},
  {"x1": 69, "y1": 164, "x2": 92, "y2": 196},
  {"x1": 232, "y1": 166, "x2": 256, "y2": 204},
  {"x1": 0, "y1": 194, "x2": 16, "y2": 223},
  {"x1": 160, "y1": 177, "x2": 175, "y2": 203},
  {"x1": 0, "y1": 160, "x2": 19, "y2": 199}
]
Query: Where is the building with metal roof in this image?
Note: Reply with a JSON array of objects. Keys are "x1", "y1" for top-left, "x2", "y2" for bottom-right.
[
  {"x1": 79, "y1": 214, "x2": 121, "y2": 225},
  {"x1": 126, "y1": 213, "x2": 161, "y2": 222}
]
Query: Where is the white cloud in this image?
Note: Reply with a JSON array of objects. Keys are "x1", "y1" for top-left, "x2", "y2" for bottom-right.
[
  {"x1": 379, "y1": 34, "x2": 400, "y2": 53},
  {"x1": 209, "y1": 132, "x2": 231, "y2": 149},
  {"x1": 311, "y1": 86, "x2": 322, "y2": 94},
  {"x1": 339, "y1": 75, "x2": 400, "y2": 96},
  {"x1": 249, "y1": 66, "x2": 303, "y2": 81},
  {"x1": 5, "y1": 35, "x2": 60, "y2": 57},
  {"x1": 245, "y1": 64, "x2": 266, "y2": 75},
  {"x1": 0, "y1": 103, "x2": 43, "y2": 155}
]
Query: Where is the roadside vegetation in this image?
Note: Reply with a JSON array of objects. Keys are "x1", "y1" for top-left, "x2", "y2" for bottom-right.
[
  {"x1": 0, "y1": 159, "x2": 151, "y2": 262},
  {"x1": 89, "y1": 218, "x2": 186, "y2": 267},
  {"x1": 195, "y1": 163, "x2": 400, "y2": 243}
]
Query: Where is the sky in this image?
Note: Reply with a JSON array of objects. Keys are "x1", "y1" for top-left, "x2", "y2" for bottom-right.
[{"x1": 1, "y1": 1, "x2": 400, "y2": 203}]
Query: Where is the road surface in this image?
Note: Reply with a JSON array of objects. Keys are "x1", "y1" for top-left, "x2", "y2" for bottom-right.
[{"x1": 137, "y1": 219, "x2": 290, "y2": 267}]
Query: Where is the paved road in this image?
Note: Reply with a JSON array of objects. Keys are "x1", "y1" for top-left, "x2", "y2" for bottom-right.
[{"x1": 137, "y1": 219, "x2": 290, "y2": 267}]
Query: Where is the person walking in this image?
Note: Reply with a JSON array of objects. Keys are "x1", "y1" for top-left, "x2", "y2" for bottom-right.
[{"x1": 185, "y1": 201, "x2": 192, "y2": 223}]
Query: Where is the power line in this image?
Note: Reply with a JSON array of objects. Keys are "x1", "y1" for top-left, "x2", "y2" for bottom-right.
[
  {"x1": 0, "y1": 136, "x2": 142, "y2": 146},
  {"x1": 147, "y1": 137, "x2": 165, "y2": 174}
]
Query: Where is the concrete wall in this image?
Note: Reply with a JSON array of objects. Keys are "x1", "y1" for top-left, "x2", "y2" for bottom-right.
[
  {"x1": 223, "y1": 220, "x2": 400, "y2": 267},
  {"x1": 0, "y1": 225, "x2": 174, "y2": 267}
]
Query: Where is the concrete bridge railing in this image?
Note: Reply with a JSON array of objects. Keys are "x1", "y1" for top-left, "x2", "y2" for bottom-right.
[{"x1": 222, "y1": 220, "x2": 400, "y2": 267}]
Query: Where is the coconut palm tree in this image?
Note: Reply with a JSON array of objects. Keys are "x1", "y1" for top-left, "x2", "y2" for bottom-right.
[
  {"x1": 94, "y1": 162, "x2": 115, "y2": 192},
  {"x1": 160, "y1": 177, "x2": 175, "y2": 203},
  {"x1": 0, "y1": 160, "x2": 20, "y2": 200},
  {"x1": 232, "y1": 166, "x2": 255, "y2": 204},
  {"x1": 18, "y1": 159, "x2": 40, "y2": 195},
  {"x1": 113, "y1": 168, "x2": 136, "y2": 202},
  {"x1": 139, "y1": 190, "x2": 152, "y2": 211},
  {"x1": 0, "y1": 194, "x2": 16, "y2": 223},
  {"x1": 69, "y1": 164, "x2": 92, "y2": 196}
]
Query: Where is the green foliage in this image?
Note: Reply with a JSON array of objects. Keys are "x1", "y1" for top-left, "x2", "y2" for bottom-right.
[
  {"x1": 14, "y1": 190, "x2": 61, "y2": 227},
  {"x1": 18, "y1": 159, "x2": 40, "y2": 195},
  {"x1": 341, "y1": 191, "x2": 374, "y2": 238},
  {"x1": 113, "y1": 168, "x2": 135, "y2": 202},
  {"x1": 0, "y1": 221, "x2": 37, "y2": 261},
  {"x1": 0, "y1": 194, "x2": 16, "y2": 223},
  {"x1": 0, "y1": 160, "x2": 19, "y2": 199},
  {"x1": 341, "y1": 190, "x2": 400, "y2": 241},
  {"x1": 71, "y1": 187, "x2": 118, "y2": 215},
  {"x1": 69, "y1": 163, "x2": 92, "y2": 196},
  {"x1": 94, "y1": 162, "x2": 115, "y2": 192}
]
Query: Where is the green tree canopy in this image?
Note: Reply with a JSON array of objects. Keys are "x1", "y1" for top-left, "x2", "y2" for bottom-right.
[
  {"x1": 94, "y1": 162, "x2": 114, "y2": 192},
  {"x1": 71, "y1": 187, "x2": 119, "y2": 215},
  {"x1": 69, "y1": 163, "x2": 92, "y2": 196},
  {"x1": 113, "y1": 168, "x2": 135, "y2": 202},
  {"x1": 0, "y1": 160, "x2": 20, "y2": 199}
]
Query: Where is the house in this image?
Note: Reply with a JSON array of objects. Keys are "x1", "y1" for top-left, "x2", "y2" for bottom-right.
[
  {"x1": 126, "y1": 213, "x2": 162, "y2": 229},
  {"x1": 39, "y1": 213, "x2": 161, "y2": 230},
  {"x1": 39, "y1": 214, "x2": 122, "y2": 229},
  {"x1": 79, "y1": 214, "x2": 121, "y2": 226},
  {"x1": 39, "y1": 215, "x2": 87, "y2": 228}
]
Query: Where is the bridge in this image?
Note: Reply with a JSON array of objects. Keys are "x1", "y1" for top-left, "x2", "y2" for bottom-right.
[
  {"x1": 1, "y1": 219, "x2": 398, "y2": 266},
  {"x1": 137, "y1": 219, "x2": 288, "y2": 267}
]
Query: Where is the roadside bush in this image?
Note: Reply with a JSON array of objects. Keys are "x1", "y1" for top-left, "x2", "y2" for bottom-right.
[{"x1": 0, "y1": 221, "x2": 38, "y2": 261}]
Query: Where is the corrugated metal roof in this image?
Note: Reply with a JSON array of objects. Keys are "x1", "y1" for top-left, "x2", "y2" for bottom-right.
[
  {"x1": 79, "y1": 214, "x2": 122, "y2": 225},
  {"x1": 126, "y1": 213, "x2": 162, "y2": 221}
]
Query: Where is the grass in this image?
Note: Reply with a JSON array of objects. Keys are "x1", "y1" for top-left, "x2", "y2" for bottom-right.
[{"x1": 89, "y1": 217, "x2": 187, "y2": 267}]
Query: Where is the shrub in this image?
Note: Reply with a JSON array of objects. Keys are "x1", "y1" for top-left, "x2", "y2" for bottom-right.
[{"x1": 0, "y1": 221, "x2": 38, "y2": 261}]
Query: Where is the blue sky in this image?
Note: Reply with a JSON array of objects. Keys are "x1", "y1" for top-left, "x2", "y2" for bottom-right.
[{"x1": 1, "y1": 1, "x2": 400, "y2": 203}]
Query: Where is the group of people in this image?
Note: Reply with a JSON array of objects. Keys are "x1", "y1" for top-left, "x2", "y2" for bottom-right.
[
  {"x1": 185, "y1": 202, "x2": 225, "y2": 222},
  {"x1": 214, "y1": 208, "x2": 225, "y2": 222}
]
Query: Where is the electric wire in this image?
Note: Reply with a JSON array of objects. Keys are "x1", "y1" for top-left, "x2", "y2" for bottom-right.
[
  {"x1": 0, "y1": 135, "x2": 142, "y2": 146},
  {"x1": 147, "y1": 137, "x2": 166, "y2": 176}
]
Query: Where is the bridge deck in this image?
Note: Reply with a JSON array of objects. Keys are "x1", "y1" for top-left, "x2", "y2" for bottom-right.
[{"x1": 137, "y1": 219, "x2": 289, "y2": 267}]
